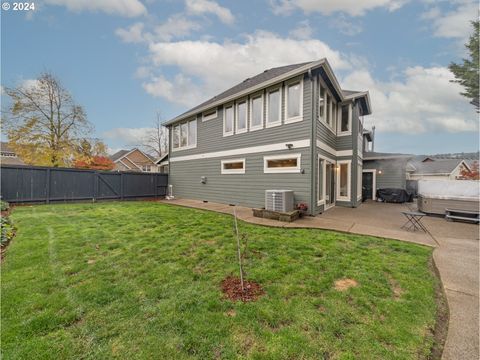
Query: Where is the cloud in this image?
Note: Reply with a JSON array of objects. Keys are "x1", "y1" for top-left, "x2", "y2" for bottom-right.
[
  {"x1": 185, "y1": 0, "x2": 235, "y2": 24},
  {"x1": 44, "y1": 0, "x2": 147, "y2": 17},
  {"x1": 115, "y1": 22, "x2": 147, "y2": 43},
  {"x1": 270, "y1": 0, "x2": 409, "y2": 16},
  {"x1": 103, "y1": 127, "x2": 154, "y2": 147},
  {"x1": 143, "y1": 31, "x2": 350, "y2": 107},
  {"x1": 330, "y1": 14, "x2": 363, "y2": 36},
  {"x1": 154, "y1": 14, "x2": 202, "y2": 41},
  {"x1": 289, "y1": 20, "x2": 313, "y2": 39},
  {"x1": 421, "y1": 1, "x2": 477, "y2": 41},
  {"x1": 342, "y1": 66, "x2": 478, "y2": 133}
]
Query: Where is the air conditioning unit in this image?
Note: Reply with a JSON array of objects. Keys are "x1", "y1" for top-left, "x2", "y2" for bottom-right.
[{"x1": 265, "y1": 190, "x2": 294, "y2": 212}]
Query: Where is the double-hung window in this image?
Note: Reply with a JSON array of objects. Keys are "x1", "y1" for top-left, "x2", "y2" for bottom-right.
[
  {"x1": 173, "y1": 119, "x2": 197, "y2": 151},
  {"x1": 264, "y1": 154, "x2": 301, "y2": 173},
  {"x1": 338, "y1": 104, "x2": 350, "y2": 134},
  {"x1": 172, "y1": 119, "x2": 197, "y2": 151},
  {"x1": 285, "y1": 79, "x2": 302, "y2": 123},
  {"x1": 266, "y1": 87, "x2": 281, "y2": 127},
  {"x1": 318, "y1": 85, "x2": 325, "y2": 121},
  {"x1": 223, "y1": 104, "x2": 234, "y2": 136},
  {"x1": 236, "y1": 100, "x2": 248, "y2": 134},
  {"x1": 250, "y1": 94, "x2": 263, "y2": 131}
]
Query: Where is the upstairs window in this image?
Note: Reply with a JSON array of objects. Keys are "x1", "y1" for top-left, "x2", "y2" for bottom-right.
[
  {"x1": 325, "y1": 93, "x2": 331, "y2": 127},
  {"x1": 223, "y1": 105, "x2": 234, "y2": 136},
  {"x1": 250, "y1": 94, "x2": 263, "y2": 130},
  {"x1": 340, "y1": 105, "x2": 350, "y2": 133},
  {"x1": 173, "y1": 119, "x2": 197, "y2": 151},
  {"x1": 319, "y1": 85, "x2": 325, "y2": 121},
  {"x1": 202, "y1": 109, "x2": 217, "y2": 122},
  {"x1": 236, "y1": 100, "x2": 247, "y2": 133},
  {"x1": 266, "y1": 88, "x2": 281, "y2": 127},
  {"x1": 286, "y1": 80, "x2": 302, "y2": 123}
]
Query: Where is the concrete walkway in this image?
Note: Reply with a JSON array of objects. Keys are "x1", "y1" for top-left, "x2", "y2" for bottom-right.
[{"x1": 159, "y1": 199, "x2": 479, "y2": 359}]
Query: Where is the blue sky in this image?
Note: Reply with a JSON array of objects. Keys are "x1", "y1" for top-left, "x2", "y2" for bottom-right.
[{"x1": 1, "y1": 0, "x2": 478, "y2": 154}]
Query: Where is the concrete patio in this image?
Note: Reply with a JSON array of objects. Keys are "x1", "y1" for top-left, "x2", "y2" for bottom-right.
[{"x1": 159, "y1": 198, "x2": 479, "y2": 360}]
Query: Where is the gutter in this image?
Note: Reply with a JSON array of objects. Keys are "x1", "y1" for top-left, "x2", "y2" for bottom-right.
[{"x1": 308, "y1": 69, "x2": 316, "y2": 216}]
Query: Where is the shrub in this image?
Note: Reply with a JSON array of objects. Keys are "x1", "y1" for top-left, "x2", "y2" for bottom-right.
[
  {"x1": 1, "y1": 216, "x2": 16, "y2": 247},
  {"x1": 1, "y1": 200, "x2": 9, "y2": 212}
]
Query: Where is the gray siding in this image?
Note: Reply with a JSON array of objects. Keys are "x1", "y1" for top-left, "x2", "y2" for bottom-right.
[
  {"x1": 363, "y1": 158, "x2": 408, "y2": 189},
  {"x1": 169, "y1": 148, "x2": 311, "y2": 208}
]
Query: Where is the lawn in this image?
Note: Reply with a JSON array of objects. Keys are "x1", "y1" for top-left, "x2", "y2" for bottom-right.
[{"x1": 2, "y1": 202, "x2": 440, "y2": 359}]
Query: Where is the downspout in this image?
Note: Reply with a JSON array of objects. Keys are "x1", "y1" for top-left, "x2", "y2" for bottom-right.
[{"x1": 308, "y1": 69, "x2": 315, "y2": 216}]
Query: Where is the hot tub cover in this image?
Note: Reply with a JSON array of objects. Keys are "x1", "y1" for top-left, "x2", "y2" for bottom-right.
[{"x1": 377, "y1": 188, "x2": 413, "y2": 203}]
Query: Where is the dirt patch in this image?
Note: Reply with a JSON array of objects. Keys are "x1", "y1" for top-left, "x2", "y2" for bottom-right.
[
  {"x1": 224, "y1": 309, "x2": 236, "y2": 317},
  {"x1": 221, "y1": 276, "x2": 264, "y2": 302},
  {"x1": 334, "y1": 278, "x2": 358, "y2": 291},
  {"x1": 387, "y1": 275, "x2": 403, "y2": 299}
]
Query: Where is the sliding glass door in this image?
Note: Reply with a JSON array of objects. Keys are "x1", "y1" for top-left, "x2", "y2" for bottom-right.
[{"x1": 325, "y1": 161, "x2": 335, "y2": 208}]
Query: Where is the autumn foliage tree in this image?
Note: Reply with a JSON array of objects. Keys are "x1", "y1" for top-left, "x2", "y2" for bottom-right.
[
  {"x1": 73, "y1": 138, "x2": 113, "y2": 170},
  {"x1": 4, "y1": 72, "x2": 93, "y2": 166},
  {"x1": 459, "y1": 161, "x2": 479, "y2": 180},
  {"x1": 74, "y1": 156, "x2": 114, "y2": 170}
]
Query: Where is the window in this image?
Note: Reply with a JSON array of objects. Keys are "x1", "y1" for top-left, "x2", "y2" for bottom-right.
[
  {"x1": 317, "y1": 157, "x2": 324, "y2": 204},
  {"x1": 319, "y1": 85, "x2": 325, "y2": 121},
  {"x1": 172, "y1": 119, "x2": 197, "y2": 151},
  {"x1": 142, "y1": 165, "x2": 152, "y2": 172},
  {"x1": 202, "y1": 109, "x2": 217, "y2": 122},
  {"x1": 223, "y1": 105, "x2": 234, "y2": 136},
  {"x1": 325, "y1": 93, "x2": 331, "y2": 126},
  {"x1": 236, "y1": 100, "x2": 247, "y2": 133},
  {"x1": 264, "y1": 154, "x2": 301, "y2": 173},
  {"x1": 337, "y1": 160, "x2": 351, "y2": 200},
  {"x1": 250, "y1": 94, "x2": 263, "y2": 131},
  {"x1": 285, "y1": 80, "x2": 302, "y2": 123},
  {"x1": 221, "y1": 158, "x2": 245, "y2": 174},
  {"x1": 266, "y1": 88, "x2": 281, "y2": 127},
  {"x1": 339, "y1": 105, "x2": 350, "y2": 133}
]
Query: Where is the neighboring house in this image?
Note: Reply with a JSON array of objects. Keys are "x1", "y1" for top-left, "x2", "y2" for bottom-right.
[
  {"x1": 0, "y1": 142, "x2": 25, "y2": 165},
  {"x1": 406, "y1": 158, "x2": 471, "y2": 180},
  {"x1": 110, "y1": 148, "x2": 158, "y2": 172},
  {"x1": 164, "y1": 59, "x2": 372, "y2": 215},
  {"x1": 155, "y1": 153, "x2": 169, "y2": 174}
]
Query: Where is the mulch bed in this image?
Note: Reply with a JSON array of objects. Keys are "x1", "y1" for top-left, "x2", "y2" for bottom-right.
[{"x1": 221, "y1": 276, "x2": 264, "y2": 302}]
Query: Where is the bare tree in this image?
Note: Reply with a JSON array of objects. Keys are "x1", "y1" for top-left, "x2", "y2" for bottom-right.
[
  {"x1": 141, "y1": 112, "x2": 169, "y2": 158},
  {"x1": 4, "y1": 72, "x2": 92, "y2": 166}
]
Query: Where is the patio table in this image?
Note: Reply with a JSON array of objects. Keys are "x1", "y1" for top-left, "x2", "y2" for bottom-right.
[{"x1": 401, "y1": 211, "x2": 428, "y2": 232}]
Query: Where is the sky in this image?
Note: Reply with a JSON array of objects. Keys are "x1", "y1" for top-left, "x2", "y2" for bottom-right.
[{"x1": 1, "y1": 0, "x2": 479, "y2": 155}]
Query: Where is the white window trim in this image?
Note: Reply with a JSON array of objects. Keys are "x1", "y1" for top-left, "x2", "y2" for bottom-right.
[
  {"x1": 336, "y1": 159, "x2": 351, "y2": 201},
  {"x1": 264, "y1": 153, "x2": 301, "y2": 174},
  {"x1": 221, "y1": 158, "x2": 246, "y2": 174},
  {"x1": 172, "y1": 118, "x2": 197, "y2": 152},
  {"x1": 266, "y1": 86, "x2": 282, "y2": 128},
  {"x1": 249, "y1": 93, "x2": 264, "y2": 131},
  {"x1": 317, "y1": 153, "x2": 335, "y2": 206},
  {"x1": 235, "y1": 99, "x2": 248, "y2": 134},
  {"x1": 285, "y1": 78, "x2": 303, "y2": 124},
  {"x1": 362, "y1": 169, "x2": 377, "y2": 201},
  {"x1": 357, "y1": 160, "x2": 363, "y2": 201},
  {"x1": 318, "y1": 78, "x2": 336, "y2": 135},
  {"x1": 223, "y1": 104, "x2": 234, "y2": 137},
  {"x1": 202, "y1": 109, "x2": 218, "y2": 122},
  {"x1": 337, "y1": 103, "x2": 352, "y2": 136}
]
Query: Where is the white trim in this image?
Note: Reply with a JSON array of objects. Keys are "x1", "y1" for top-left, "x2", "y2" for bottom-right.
[
  {"x1": 170, "y1": 139, "x2": 310, "y2": 162},
  {"x1": 316, "y1": 139, "x2": 353, "y2": 157},
  {"x1": 159, "y1": 160, "x2": 169, "y2": 166},
  {"x1": 223, "y1": 104, "x2": 234, "y2": 137},
  {"x1": 362, "y1": 169, "x2": 376, "y2": 201},
  {"x1": 235, "y1": 99, "x2": 248, "y2": 134},
  {"x1": 118, "y1": 159, "x2": 132, "y2": 170},
  {"x1": 266, "y1": 86, "x2": 282, "y2": 128},
  {"x1": 202, "y1": 109, "x2": 218, "y2": 122},
  {"x1": 221, "y1": 158, "x2": 246, "y2": 174},
  {"x1": 249, "y1": 93, "x2": 264, "y2": 131},
  {"x1": 316, "y1": 153, "x2": 335, "y2": 206},
  {"x1": 285, "y1": 77, "x2": 303, "y2": 124},
  {"x1": 357, "y1": 159, "x2": 363, "y2": 201},
  {"x1": 264, "y1": 153, "x2": 301, "y2": 174},
  {"x1": 336, "y1": 160, "x2": 351, "y2": 201}
]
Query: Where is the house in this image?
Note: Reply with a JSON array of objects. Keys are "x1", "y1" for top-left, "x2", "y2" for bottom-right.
[
  {"x1": 155, "y1": 153, "x2": 169, "y2": 174},
  {"x1": 164, "y1": 59, "x2": 372, "y2": 215},
  {"x1": 406, "y1": 158, "x2": 471, "y2": 180},
  {"x1": 110, "y1": 148, "x2": 158, "y2": 172},
  {"x1": 0, "y1": 142, "x2": 25, "y2": 165}
]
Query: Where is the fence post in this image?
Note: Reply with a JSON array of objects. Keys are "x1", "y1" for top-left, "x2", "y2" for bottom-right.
[
  {"x1": 45, "y1": 168, "x2": 51, "y2": 204},
  {"x1": 93, "y1": 171, "x2": 97, "y2": 202},
  {"x1": 120, "y1": 172, "x2": 124, "y2": 200}
]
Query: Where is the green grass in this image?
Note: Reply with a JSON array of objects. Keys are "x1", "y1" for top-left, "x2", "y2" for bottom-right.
[{"x1": 1, "y1": 202, "x2": 439, "y2": 359}]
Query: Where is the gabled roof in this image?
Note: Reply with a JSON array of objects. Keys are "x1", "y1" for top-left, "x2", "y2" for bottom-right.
[
  {"x1": 408, "y1": 158, "x2": 470, "y2": 175},
  {"x1": 155, "y1": 153, "x2": 169, "y2": 165},
  {"x1": 164, "y1": 58, "x2": 371, "y2": 126},
  {"x1": 109, "y1": 150, "x2": 130, "y2": 162}
]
